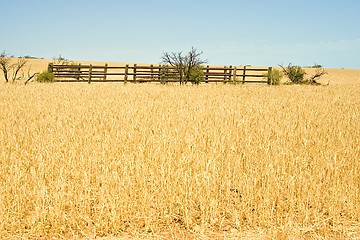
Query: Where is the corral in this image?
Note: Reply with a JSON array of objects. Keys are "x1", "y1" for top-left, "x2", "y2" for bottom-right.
[{"x1": 50, "y1": 63, "x2": 270, "y2": 84}]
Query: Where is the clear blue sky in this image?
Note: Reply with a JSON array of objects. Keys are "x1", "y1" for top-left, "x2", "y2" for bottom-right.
[{"x1": 1, "y1": 0, "x2": 359, "y2": 68}]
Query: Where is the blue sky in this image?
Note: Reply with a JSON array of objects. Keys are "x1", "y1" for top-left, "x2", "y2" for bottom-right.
[{"x1": 1, "y1": 0, "x2": 359, "y2": 68}]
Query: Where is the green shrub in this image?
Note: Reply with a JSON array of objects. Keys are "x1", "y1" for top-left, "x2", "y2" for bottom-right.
[
  {"x1": 36, "y1": 71, "x2": 55, "y2": 83},
  {"x1": 264, "y1": 69, "x2": 283, "y2": 85},
  {"x1": 280, "y1": 64, "x2": 306, "y2": 84},
  {"x1": 189, "y1": 66, "x2": 204, "y2": 84}
]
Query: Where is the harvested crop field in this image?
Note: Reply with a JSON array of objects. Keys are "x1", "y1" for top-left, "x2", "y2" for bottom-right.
[{"x1": 0, "y1": 65, "x2": 360, "y2": 239}]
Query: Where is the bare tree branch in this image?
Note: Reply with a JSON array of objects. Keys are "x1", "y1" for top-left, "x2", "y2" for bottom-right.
[{"x1": 24, "y1": 72, "x2": 39, "y2": 85}]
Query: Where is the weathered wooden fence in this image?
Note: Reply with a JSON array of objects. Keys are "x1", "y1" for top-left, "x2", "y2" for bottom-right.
[{"x1": 48, "y1": 63, "x2": 272, "y2": 84}]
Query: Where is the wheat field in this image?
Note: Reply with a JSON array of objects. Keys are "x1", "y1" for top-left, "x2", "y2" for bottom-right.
[{"x1": 0, "y1": 70, "x2": 360, "y2": 239}]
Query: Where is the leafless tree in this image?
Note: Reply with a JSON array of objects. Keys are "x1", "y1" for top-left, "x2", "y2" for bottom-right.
[
  {"x1": 307, "y1": 67, "x2": 327, "y2": 84},
  {"x1": 162, "y1": 47, "x2": 207, "y2": 84},
  {"x1": 0, "y1": 51, "x2": 28, "y2": 83}
]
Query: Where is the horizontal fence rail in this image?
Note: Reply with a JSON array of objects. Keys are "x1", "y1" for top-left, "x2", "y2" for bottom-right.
[{"x1": 49, "y1": 63, "x2": 271, "y2": 84}]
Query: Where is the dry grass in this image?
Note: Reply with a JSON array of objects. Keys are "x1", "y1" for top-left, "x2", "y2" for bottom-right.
[{"x1": 0, "y1": 74, "x2": 360, "y2": 239}]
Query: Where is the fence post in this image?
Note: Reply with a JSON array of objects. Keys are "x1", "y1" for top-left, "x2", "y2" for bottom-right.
[
  {"x1": 124, "y1": 64, "x2": 128, "y2": 83},
  {"x1": 158, "y1": 64, "x2": 162, "y2": 82},
  {"x1": 205, "y1": 65, "x2": 209, "y2": 83},
  {"x1": 233, "y1": 66, "x2": 237, "y2": 83},
  {"x1": 88, "y1": 64, "x2": 93, "y2": 84},
  {"x1": 160, "y1": 65, "x2": 164, "y2": 84},
  {"x1": 223, "y1": 66, "x2": 227, "y2": 83},
  {"x1": 103, "y1": 63, "x2": 108, "y2": 81},
  {"x1": 48, "y1": 63, "x2": 53, "y2": 73},
  {"x1": 150, "y1": 64, "x2": 154, "y2": 81},
  {"x1": 242, "y1": 66, "x2": 246, "y2": 84},
  {"x1": 76, "y1": 63, "x2": 81, "y2": 80},
  {"x1": 133, "y1": 64, "x2": 137, "y2": 82},
  {"x1": 229, "y1": 65, "x2": 232, "y2": 82},
  {"x1": 267, "y1": 67, "x2": 273, "y2": 85}
]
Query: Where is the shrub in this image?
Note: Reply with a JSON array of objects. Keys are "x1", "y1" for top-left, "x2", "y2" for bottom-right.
[
  {"x1": 36, "y1": 71, "x2": 55, "y2": 83},
  {"x1": 189, "y1": 66, "x2": 204, "y2": 84},
  {"x1": 280, "y1": 64, "x2": 306, "y2": 84},
  {"x1": 264, "y1": 68, "x2": 283, "y2": 85}
]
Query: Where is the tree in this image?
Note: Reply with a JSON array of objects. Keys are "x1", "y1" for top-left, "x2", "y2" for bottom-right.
[
  {"x1": 161, "y1": 47, "x2": 207, "y2": 84},
  {"x1": 0, "y1": 51, "x2": 28, "y2": 83}
]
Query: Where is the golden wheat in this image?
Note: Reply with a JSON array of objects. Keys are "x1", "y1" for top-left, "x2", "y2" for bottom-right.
[{"x1": 0, "y1": 81, "x2": 360, "y2": 239}]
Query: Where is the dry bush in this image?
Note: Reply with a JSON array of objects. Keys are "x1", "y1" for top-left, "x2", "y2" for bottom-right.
[{"x1": 0, "y1": 82, "x2": 360, "y2": 239}]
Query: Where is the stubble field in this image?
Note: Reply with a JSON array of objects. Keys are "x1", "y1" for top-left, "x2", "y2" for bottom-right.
[{"x1": 0, "y1": 65, "x2": 360, "y2": 239}]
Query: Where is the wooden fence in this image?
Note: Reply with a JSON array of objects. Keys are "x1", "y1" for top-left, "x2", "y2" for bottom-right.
[{"x1": 49, "y1": 63, "x2": 272, "y2": 84}]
